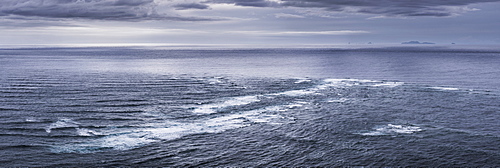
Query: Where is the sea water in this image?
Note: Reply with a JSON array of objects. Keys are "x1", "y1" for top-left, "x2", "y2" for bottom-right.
[{"x1": 0, "y1": 45, "x2": 499, "y2": 167}]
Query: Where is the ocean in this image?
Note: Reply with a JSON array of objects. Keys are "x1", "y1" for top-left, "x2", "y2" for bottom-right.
[{"x1": 1, "y1": 45, "x2": 499, "y2": 167}]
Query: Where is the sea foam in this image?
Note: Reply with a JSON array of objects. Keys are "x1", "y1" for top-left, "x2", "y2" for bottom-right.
[
  {"x1": 193, "y1": 95, "x2": 261, "y2": 114},
  {"x1": 52, "y1": 105, "x2": 295, "y2": 153},
  {"x1": 359, "y1": 124, "x2": 423, "y2": 136},
  {"x1": 192, "y1": 78, "x2": 403, "y2": 115},
  {"x1": 53, "y1": 78, "x2": 406, "y2": 153},
  {"x1": 429, "y1": 87, "x2": 460, "y2": 91},
  {"x1": 45, "y1": 118, "x2": 80, "y2": 133}
]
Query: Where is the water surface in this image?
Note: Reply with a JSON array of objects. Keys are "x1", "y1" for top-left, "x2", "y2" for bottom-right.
[{"x1": 1, "y1": 45, "x2": 499, "y2": 167}]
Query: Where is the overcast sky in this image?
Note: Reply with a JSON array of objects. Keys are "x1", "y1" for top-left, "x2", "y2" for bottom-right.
[{"x1": 1, "y1": 0, "x2": 500, "y2": 45}]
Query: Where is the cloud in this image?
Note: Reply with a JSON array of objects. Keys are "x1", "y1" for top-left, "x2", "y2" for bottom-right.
[
  {"x1": 274, "y1": 13, "x2": 305, "y2": 18},
  {"x1": 173, "y1": 3, "x2": 210, "y2": 10},
  {"x1": 1, "y1": 0, "x2": 497, "y2": 23},
  {"x1": 228, "y1": 30, "x2": 370, "y2": 36},
  {"x1": 205, "y1": 0, "x2": 280, "y2": 7},
  {"x1": 207, "y1": 0, "x2": 500, "y2": 17},
  {"x1": 0, "y1": 0, "x2": 216, "y2": 21},
  {"x1": 273, "y1": 30, "x2": 370, "y2": 35},
  {"x1": 0, "y1": 17, "x2": 82, "y2": 28}
]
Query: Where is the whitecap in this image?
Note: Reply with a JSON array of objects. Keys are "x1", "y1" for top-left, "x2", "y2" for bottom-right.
[
  {"x1": 25, "y1": 118, "x2": 38, "y2": 122},
  {"x1": 326, "y1": 98, "x2": 349, "y2": 103},
  {"x1": 323, "y1": 79, "x2": 378, "y2": 85},
  {"x1": 319, "y1": 79, "x2": 379, "y2": 89},
  {"x1": 46, "y1": 118, "x2": 80, "y2": 133},
  {"x1": 192, "y1": 84, "x2": 321, "y2": 114},
  {"x1": 321, "y1": 79, "x2": 404, "y2": 88},
  {"x1": 358, "y1": 124, "x2": 423, "y2": 136},
  {"x1": 294, "y1": 78, "x2": 312, "y2": 84},
  {"x1": 191, "y1": 78, "x2": 401, "y2": 115},
  {"x1": 76, "y1": 128, "x2": 101, "y2": 136},
  {"x1": 429, "y1": 87, "x2": 460, "y2": 91},
  {"x1": 287, "y1": 104, "x2": 303, "y2": 108},
  {"x1": 52, "y1": 105, "x2": 295, "y2": 153},
  {"x1": 89, "y1": 132, "x2": 156, "y2": 151},
  {"x1": 246, "y1": 114, "x2": 292, "y2": 124},
  {"x1": 193, "y1": 78, "x2": 399, "y2": 115},
  {"x1": 270, "y1": 89, "x2": 317, "y2": 96},
  {"x1": 193, "y1": 95, "x2": 261, "y2": 114},
  {"x1": 371, "y1": 82, "x2": 405, "y2": 87}
]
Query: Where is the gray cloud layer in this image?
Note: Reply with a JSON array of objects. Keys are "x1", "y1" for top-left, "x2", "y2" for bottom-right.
[
  {"x1": 208, "y1": 0, "x2": 278, "y2": 7},
  {"x1": 173, "y1": 3, "x2": 210, "y2": 10},
  {"x1": 1, "y1": 0, "x2": 500, "y2": 22},
  {"x1": 208, "y1": 0, "x2": 500, "y2": 17},
  {"x1": 0, "y1": 0, "x2": 214, "y2": 21}
]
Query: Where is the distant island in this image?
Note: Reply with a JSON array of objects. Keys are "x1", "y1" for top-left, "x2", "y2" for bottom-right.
[{"x1": 401, "y1": 41, "x2": 435, "y2": 44}]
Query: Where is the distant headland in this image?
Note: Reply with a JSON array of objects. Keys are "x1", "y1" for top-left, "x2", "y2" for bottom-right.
[{"x1": 401, "y1": 41, "x2": 435, "y2": 44}]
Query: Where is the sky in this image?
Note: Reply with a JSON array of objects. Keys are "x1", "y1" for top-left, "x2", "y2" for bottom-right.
[{"x1": 1, "y1": 0, "x2": 500, "y2": 45}]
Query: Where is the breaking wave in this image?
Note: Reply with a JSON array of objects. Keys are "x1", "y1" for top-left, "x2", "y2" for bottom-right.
[
  {"x1": 358, "y1": 124, "x2": 423, "y2": 136},
  {"x1": 49, "y1": 78, "x2": 406, "y2": 153}
]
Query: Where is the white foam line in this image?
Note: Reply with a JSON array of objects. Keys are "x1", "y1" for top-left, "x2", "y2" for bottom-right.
[
  {"x1": 318, "y1": 79, "x2": 377, "y2": 89},
  {"x1": 359, "y1": 124, "x2": 422, "y2": 136},
  {"x1": 193, "y1": 95, "x2": 261, "y2": 114},
  {"x1": 327, "y1": 98, "x2": 349, "y2": 103},
  {"x1": 271, "y1": 79, "x2": 375, "y2": 96},
  {"x1": 76, "y1": 128, "x2": 101, "y2": 137},
  {"x1": 54, "y1": 78, "x2": 409, "y2": 153},
  {"x1": 53, "y1": 105, "x2": 296, "y2": 153},
  {"x1": 46, "y1": 118, "x2": 80, "y2": 133},
  {"x1": 269, "y1": 89, "x2": 317, "y2": 96},
  {"x1": 372, "y1": 82, "x2": 405, "y2": 87},
  {"x1": 193, "y1": 78, "x2": 403, "y2": 114},
  {"x1": 294, "y1": 78, "x2": 312, "y2": 84},
  {"x1": 429, "y1": 87, "x2": 460, "y2": 91},
  {"x1": 287, "y1": 104, "x2": 303, "y2": 108},
  {"x1": 324, "y1": 79, "x2": 404, "y2": 88},
  {"x1": 323, "y1": 79, "x2": 377, "y2": 83}
]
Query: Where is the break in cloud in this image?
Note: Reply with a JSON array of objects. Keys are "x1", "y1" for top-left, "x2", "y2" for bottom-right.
[{"x1": 0, "y1": 0, "x2": 499, "y2": 22}]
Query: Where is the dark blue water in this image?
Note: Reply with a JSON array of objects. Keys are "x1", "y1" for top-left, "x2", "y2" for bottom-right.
[{"x1": 1, "y1": 46, "x2": 499, "y2": 167}]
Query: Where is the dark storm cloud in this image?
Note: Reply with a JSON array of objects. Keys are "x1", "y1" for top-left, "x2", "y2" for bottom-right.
[
  {"x1": 205, "y1": 0, "x2": 279, "y2": 7},
  {"x1": 1, "y1": 0, "x2": 498, "y2": 23},
  {"x1": 207, "y1": 0, "x2": 500, "y2": 17},
  {"x1": 0, "y1": 15, "x2": 86, "y2": 28},
  {"x1": 173, "y1": 3, "x2": 210, "y2": 10},
  {"x1": 0, "y1": 0, "x2": 216, "y2": 21}
]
